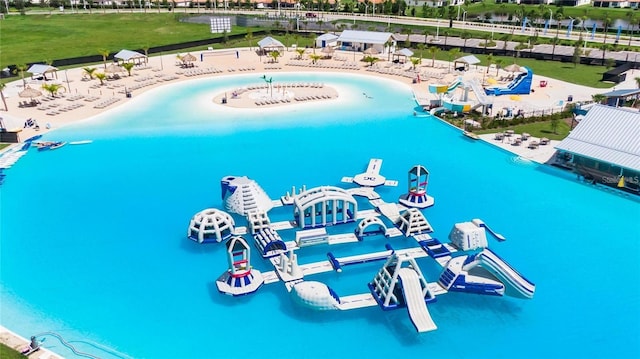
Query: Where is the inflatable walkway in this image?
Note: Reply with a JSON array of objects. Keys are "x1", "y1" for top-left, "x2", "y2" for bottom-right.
[
  {"x1": 464, "y1": 248, "x2": 535, "y2": 298},
  {"x1": 397, "y1": 268, "x2": 437, "y2": 332}
]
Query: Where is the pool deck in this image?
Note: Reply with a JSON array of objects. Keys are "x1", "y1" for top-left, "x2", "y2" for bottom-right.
[
  {"x1": 478, "y1": 133, "x2": 560, "y2": 164},
  {"x1": 0, "y1": 326, "x2": 62, "y2": 359}
]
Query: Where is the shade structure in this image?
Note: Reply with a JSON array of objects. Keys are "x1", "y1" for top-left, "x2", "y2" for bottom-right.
[
  {"x1": 104, "y1": 64, "x2": 124, "y2": 74},
  {"x1": 363, "y1": 47, "x2": 380, "y2": 55},
  {"x1": 504, "y1": 63, "x2": 523, "y2": 72},
  {"x1": 181, "y1": 53, "x2": 197, "y2": 62},
  {"x1": 321, "y1": 46, "x2": 335, "y2": 54},
  {"x1": 19, "y1": 86, "x2": 43, "y2": 98}
]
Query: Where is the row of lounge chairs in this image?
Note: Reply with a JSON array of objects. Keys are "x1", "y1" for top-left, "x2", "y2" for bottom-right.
[
  {"x1": 181, "y1": 67, "x2": 224, "y2": 76},
  {"x1": 119, "y1": 80, "x2": 156, "y2": 93},
  {"x1": 264, "y1": 65, "x2": 282, "y2": 70},
  {"x1": 94, "y1": 98, "x2": 121, "y2": 109},
  {"x1": 294, "y1": 94, "x2": 333, "y2": 101},
  {"x1": 18, "y1": 100, "x2": 40, "y2": 108},
  {"x1": 286, "y1": 60, "x2": 360, "y2": 70},
  {"x1": 38, "y1": 103, "x2": 60, "y2": 111},
  {"x1": 66, "y1": 95, "x2": 85, "y2": 101},
  {"x1": 255, "y1": 99, "x2": 291, "y2": 106},
  {"x1": 228, "y1": 67, "x2": 256, "y2": 72}
]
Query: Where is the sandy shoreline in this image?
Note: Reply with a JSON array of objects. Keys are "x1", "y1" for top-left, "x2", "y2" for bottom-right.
[
  {"x1": 0, "y1": 46, "x2": 614, "y2": 145},
  {"x1": 1, "y1": 45, "x2": 637, "y2": 357}
]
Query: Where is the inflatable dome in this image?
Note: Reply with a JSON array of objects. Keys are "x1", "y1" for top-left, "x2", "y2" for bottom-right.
[
  {"x1": 291, "y1": 281, "x2": 340, "y2": 310},
  {"x1": 188, "y1": 208, "x2": 235, "y2": 244}
]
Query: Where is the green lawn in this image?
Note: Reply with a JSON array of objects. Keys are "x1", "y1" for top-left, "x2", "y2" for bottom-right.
[
  {"x1": 0, "y1": 343, "x2": 24, "y2": 359},
  {"x1": 0, "y1": 13, "x2": 225, "y2": 68},
  {"x1": 476, "y1": 119, "x2": 571, "y2": 140}
]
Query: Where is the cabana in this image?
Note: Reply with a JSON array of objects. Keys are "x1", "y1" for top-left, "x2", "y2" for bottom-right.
[
  {"x1": 393, "y1": 48, "x2": 414, "y2": 64},
  {"x1": 337, "y1": 30, "x2": 395, "y2": 55},
  {"x1": 114, "y1": 49, "x2": 148, "y2": 66},
  {"x1": 27, "y1": 64, "x2": 58, "y2": 81},
  {"x1": 257, "y1": 37, "x2": 285, "y2": 55},
  {"x1": 454, "y1": 55, "x2": 481, "y2": 71},
  {"x1": 316, "y1": 33, "x2": 339, "y2": 48}
]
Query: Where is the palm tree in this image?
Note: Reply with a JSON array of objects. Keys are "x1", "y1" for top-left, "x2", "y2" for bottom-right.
[
  {"x1": 384, "y1": 40, "x2": 393, "y2": 61},
  {"x1": 309, "y1": 53, "x2": 322, "y2": 64},
  {"x1": 296, "y1": 48, "x2": 306, "y2": 60},
  {"x1": 442, "y1": 30, "x2": 449, "y2": 47},
  {"x1": 635, "y1": 77, "x2": 640, "y2": 89},
  {"x1": 245, "y1": 29, "x2": 254, "y2": 51},
  {"x1": 14, "y1": 64, "x2": 28, "y2": 87},
  {"x1": 403, "y1": 27, "x2": 412, "y2": 48},
  {"x1": 427, "y1": 46, "x2": 439, "y2": 67},
  {"x1": 98, "y1": 49, "x2": 110, "y2": 70},
  {"x1": 83, "y1": 67, "x2": 96, "y2": 80},
  {"x1": 591, "y1": 93, "x2": 606, "y2": 104},
  {"x1": 363, "y1": 55, "x2": 379, "y2": 67},
  {"x1": 422, "y1": 28, "x2": 430, "y2": 45},
  {"x1": 554, "y1": 13, "x2": 564, "y2": 38},
  {"x1": 481, "y1": 32, "x2": 490, "y2": 52},
  {"x1": 625, "y1": 10, "x2": 635, "y2": 46},
  {"x1": 0, "y1": 82, "x2": 8, "y2": 111},
  {"x1": 95, "y1": 72, "x2": 107, "y2": 86},
  {"x1": 41, "y1": 83, "x2": 65, "y2": 97},
  {"x1": 600, "y1": 43, "x2": 610, "y2": 65},
  {"x1": 269, "y1": 50, "x2": 282, "y2": 63},
  {"x1": 494, "y1": 58, "x2": 504, "y2": 76},
  {"x1": 551, "y1": 36, "x2": 560, "y2": 61},
  {"x1": 485, "y1": 53, "x2": 494, "y2": 74},
  {"x1": 460, "y1": 31, "x2": 471, "y2": 52},
  {"x1": 410, "y1": 57, "x2": 421, "y2": 70},
  {"x1": 602, "y1": 16, "x2": 612, "y2": 45},
  {"x1": 416, "y1": 44, "x2": 425, "y2": 59},
  {"x1": 447, "y1": 48, "x2": 460, "y2": 72},
  {"x1": 142, "y1": 46, "x2": 150, "y2": 64},
  {"x1": 122, "y1": 62, "x2": 135, "y2": 76}
]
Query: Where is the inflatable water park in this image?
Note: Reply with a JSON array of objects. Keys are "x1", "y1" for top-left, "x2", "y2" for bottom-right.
[{"x1": 187, "y1": 159, "x2": 535, "y2": 333}]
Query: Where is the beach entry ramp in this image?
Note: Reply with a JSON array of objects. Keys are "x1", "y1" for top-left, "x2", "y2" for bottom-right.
[{"x1": 397, "y1": 268, "x2": 437, "y2": 333}]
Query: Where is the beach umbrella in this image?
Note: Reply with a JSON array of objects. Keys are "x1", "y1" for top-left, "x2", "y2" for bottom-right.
[
  {"x1": 19, "y1": 86, "x2": 43, "y2": 99},
  {"x1": 363, "y1": 47, "x2": 380, "y2": 55},
  {"x1": 104, "y1": 64, "x2": 124, "y2": 74},
  {"x1": 504, "y1": 63, "x2": 522, "y2": 73},
  {"x1": 321, "y1": 47, "x2": 335, "y2": 54},
  {"x1": 181, "y1": 53, "x2": 197, "y2": 63}
]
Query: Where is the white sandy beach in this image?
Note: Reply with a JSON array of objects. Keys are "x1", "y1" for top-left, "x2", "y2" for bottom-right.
[{"x1": 2, "y1": 46, "x2": 638, "y2": 164}]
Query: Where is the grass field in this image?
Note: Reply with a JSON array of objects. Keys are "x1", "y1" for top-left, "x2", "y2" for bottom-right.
[
  {"x1": 0, "y1": 13, "x2": 225, "y2": 68},
  {"x1": 0, "y1": 343, "x2": 24, "y2": 359},
  {"x1": 0, "y1": 12, "x2": 623, "y2": 89}
]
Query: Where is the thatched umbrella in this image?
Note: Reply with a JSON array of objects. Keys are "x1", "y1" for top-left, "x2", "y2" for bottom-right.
[
  {"x1": 363, "y1": 47, "x2": 380, "y2": 55},
  {"x1": 504, "y1": 63, "x2": 522, "y2": 73},
  {"x1": 105, "y1": 64, "x2": 124, "y2": 74},
  {"x1": 181, "y1": 53, "x2": 197, "y2": 63},
  {"x1": 321, "y1": 46, "x2": 335, "y2": 54},
  {"x1": 19, "y1": 86, "x2": 43, "y2": 99}
]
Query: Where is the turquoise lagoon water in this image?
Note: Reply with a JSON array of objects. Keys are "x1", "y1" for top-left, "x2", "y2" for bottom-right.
[{"x1": 1, "y1": 73, "x2": 639, "y2": 359}]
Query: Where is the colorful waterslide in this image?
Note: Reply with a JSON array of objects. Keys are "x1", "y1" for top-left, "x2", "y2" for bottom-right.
[
  {"x1": 463, "y1": 248, "x2": 535, "y2": 298},
  {"x1": 428, "y1": 80, "x2": 461, "y2": 95},
  {"x1": 397, "y1": 268, "x2": 438, "y2": 333},
  {"x1": 484, "y1": 67, "x2": 533, "y2": 96}
]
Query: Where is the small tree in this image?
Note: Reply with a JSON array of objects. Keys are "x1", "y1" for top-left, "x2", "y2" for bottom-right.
[
  {"x1": 122, "y1": 62, "x2": 135, "y2": 76},
  {"x1": 295, "y1": 48, "x2": 306, "y2": 60},
  {"x1": 41, "y1": 83, "x2": 65, "y2": 97},
  {"x1": 447, "y1": 48, "x2": 461, "y2": 72},
  {"x1": 83, "y1": 67, "x2": 97, "y2": 79},
  {"x1": 550, "y1": 117, "x2": 559, "y2": 134},
  {"x1": 427, "y1": 46, "x2": 439, "y2": 67},
  {"x1": 245, "y1": 29, "x2": 254, "y2": 51},
  {"x1": 98, "y1": 49, "x2": 110, "y2": 69},
  {"x1": 309, "y1": 54, "x2": 322, "y2": 64},
  {"x1": 269, "y1": 50, "x2": 281, "y2": 63},
  {"x1": 14, "y1": 64, "x2": 28, "y2": 87},
  {"x1": 635, "y1": 77, "x2": 640, "y2": 89},
  {"x1": 363, "y1": 55, "x2": 379, "y2": 67},
  {"x1": 410, "y1": 57, "x2": 421, "y2": 70},
  {"x1": 95, "y1": 72, "x2": 107, "y2": 86},
  {"x1": 592, "y1": 94, "x2": 606, "y2": 104},
  {"x1": 494, "y1": 58, "x2": 504, "y2": 76}
]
